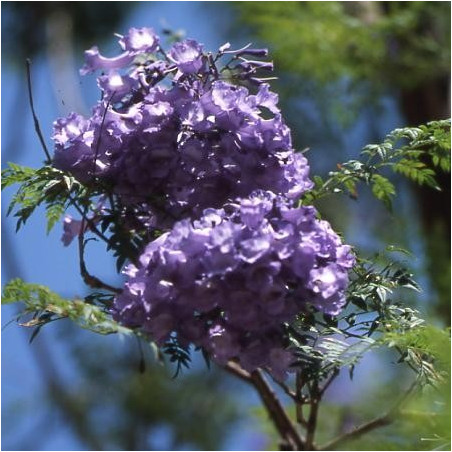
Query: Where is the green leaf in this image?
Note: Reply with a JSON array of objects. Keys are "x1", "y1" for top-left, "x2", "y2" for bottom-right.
[
  {"x1": 393, "y1": 159, "x2": 440, "y2": 189},
  {"x1": 45, "y1": 199, "x2": 67, "y2": 234},
  {"x1": 2, "y1": 164, "x2": 36, "y2": 189},
  {"x1": 371, "y1": 174, "x2": 395, "y2": 210},
  {"x1": 2, "y1": 278, "x2": 131, "y2": 336},
  {"x1": 162, "y1": 336, "x2": 192, "y2": 377},
  {"x1": 385, "y1": 244, "x2": 413, "y2": 256},
  {"x1": 382, "y1": 325, "x2": 450, "y2": 384},
  {"x1": 301, "y1": 120, "x2": 449, "y2": 207},
  {"x1": 3, "y1": 164, "x2": 81, "y2": 232},
  {"x1": 362, "y1": 142, "x2": 393, "y2": 161}
]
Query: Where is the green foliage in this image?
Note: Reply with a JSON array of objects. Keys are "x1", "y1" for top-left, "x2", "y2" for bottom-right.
[
  {"x1": 161, "y1": 335, "x2": 192, "y2": 378},
  {"x1": 383, "y1": 325, "x2": 450, "y2": 383},
  {"x1": 1, "y1": 162, "x2": 36, "y2": 187},
  {"x1": 393, "y1": 159, "x2": 437, "y2": 188},
  {"x1": 2, "y1": 279, "x2": 195, "y2": 377},
  {"x1": 234, "y1": 1, "x2": 451, "y2": 143},
  {"x1": 331, "y1": 326, "x2": 450, "y2": 451},
  {"x1": 235, "y1": 2, "x2": 450, "y2": 90},
  {"x1": 2, "y1": 163, "x2": 83, "y2": 233},
  {"x1": 103, "y1": 208, "x2": 149, "y2": 272},
  {"x1": 371, "y1": 175, "x2": 396, "y2": 210},
  {"x1": 2, "y1": 278, "x2": 131, "y2": 337},
  {"x1": 303, "y1": 119, "x2": 451, "y2": 209},
  {"x1": 2, "y1": 162, "x2": 144, "y2": 269},
  {"x1": 289, "y1": 246, "x2": 432, "y2": 389}
]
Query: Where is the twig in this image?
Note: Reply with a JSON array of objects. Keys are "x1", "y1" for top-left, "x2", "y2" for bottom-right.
[
  {"x1": 270, "y1": 373, "x2": 306, "y2": 405},
  {"x1": 69, "y1": 189, "x2": 139, "y2": 267},
  {"x1": 319, "y1": 380, "x2": 419, "y2": 450},
  {"x1": 26, "y1": 58, "x2": 122, "y2": 259},
  {"x1": 319, "y1": 368, "x2": 340, "y2": 396},
  {"x1": 91, "y1": 92, "x2": 115, "y2": 178},
  {"x1": 224, "y1": 362, "x2": 305, "y2": 450},
  {"x1": 26, "y1": 59, "x2": 52, "y2": 163},
  {"x1": 27, "y1": 57, "x2": 114, "y2": 251},
  {"x1": 305, "y1": 381, "x2": 320, "y2": 449},
  {"x1": 251, "y1": 370, "x2": 305, "y2": 451},
  {"x1": 295, "y1": 371, "x2": 308, "y2": 428},
  {"x1": 27, "y1": 60, "x2": 116, "y2": 254},
  {"x1": 78, "y1": 218, "x2": 121, "y2": 294},
  {"x1": 68, "y1": 193, "x2": 111, "y2": 244},
  {"x1": 395, "y1": 345, "x2": 419, "y2": 374},
  {"x1": 223, "y1": 360, "x2": 252, "y2": 382}
]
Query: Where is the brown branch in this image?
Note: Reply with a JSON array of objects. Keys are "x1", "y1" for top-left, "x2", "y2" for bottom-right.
[
  {"x1": 295, "y1": 371, "x2": 308, "y2": 428},
  {"x1": 69, "y1": 195, "x2": 111, "y2": 245},
  {"x1": 224, "y1": 362, "x2": 305, "y2": 450},
  {"x1": 305, "y1": 382, "x2": 320, "y2": 450},
  {"x1": 223, "y1": 360, "x2": 253, "y2": 382},
  {"x1": 270, "y1": 373, "x2": 306, "y2": 406},
  {"x1": 251, "y1": 369, "x2": 305, "y2": 450},
  {"x1": 321, "y1": 414, "x2": 392, "y2": 451},
  {"x1": 78, "y1": 219, "x2": 121, "y2": 295},
  {"x1": 319, "y1": 380, "x2": 419, "y2": 451}
]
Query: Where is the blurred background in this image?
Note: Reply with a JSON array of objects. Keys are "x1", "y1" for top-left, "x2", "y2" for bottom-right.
[{"x1": 2, "y1": 2, "x2": 450, "y2": 450}]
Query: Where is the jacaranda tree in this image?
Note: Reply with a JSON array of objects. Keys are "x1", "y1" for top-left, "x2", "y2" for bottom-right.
[{"x1": 3, "y1": 27, "x2": 450, "y2": 450}]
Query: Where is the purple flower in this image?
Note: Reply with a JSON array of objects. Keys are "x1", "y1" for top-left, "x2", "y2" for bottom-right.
[
  {"x1": 169, "y1": 39, "x2": 204, "y2": 74},
  {"x1": 118, "y1": 27, "x2": 159, "y2": 53},
  {"x1": 208, "y1": 325, "x2": 240, "y2": 364},
  {"x1": 80, "y1": 46, "x2": 135, "y2": 75},
  {"x1": 61, "y1": 215, "x2": 83, "y2": 246},
  {"x1": 239, "y1": 191, "x2": 274, "y2": 228},
  {"x1": 80, "y1": 28, "x2": 160, "y2": 76},
  {"x1": 53, "y1": 74, "x2": 313, "y2": 223},
  {"x1": 52, "y1": 112, "x2": 91, "y2": 146},
  {"x1": 52, "y1": 31, "x2": 356, "y2": 378},
  {"x1": 97, "y1": 72, "x2": 139, "y2": 101},
  {"x1": 113, "y1": 191, "x2": 355, "y2": 379},
  {"x1": 255, "y1": 83, "x2": 280, "y2": 114},
  {"x1": 52, "y1": 113, "x2": 97, "y2": 182}
]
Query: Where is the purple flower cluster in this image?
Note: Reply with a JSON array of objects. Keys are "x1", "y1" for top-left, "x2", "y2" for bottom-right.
[
  {"x1": 53, "y1": 28, "x2": 355, "y2": 379},
  {"x1": 113, "y1": 191, "x2": 354, "y2": 379},
  {"x1": 53, "y1": 28, "x2": 312, "y2": 226}
]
